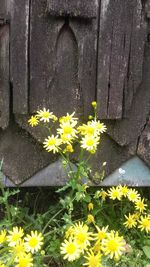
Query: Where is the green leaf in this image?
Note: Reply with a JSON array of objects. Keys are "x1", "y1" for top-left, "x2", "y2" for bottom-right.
[
  {"x1": 143, "y1": 246, "x2": 150, "y2": 259},
  {"x1": 56, "y1": 183, "x2": 70, "y2": 193},
  {"x1": 83, "y1": 194, "x2": 91, "y2": 203},
  {"x1": 62, "y1": 213, "x2": 72, "y2": 224},
  {"x1": 75, "y1": 192, "x2": 85, "y2": 202},
  {"x1": 144, "y1": 239, "x2": 150, "y2": 246}
]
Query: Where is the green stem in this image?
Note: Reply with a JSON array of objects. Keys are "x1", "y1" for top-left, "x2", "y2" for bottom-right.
[
  {"x1": 75, "y1": 149, "x2": 84, "y2": 180},
  {"x1": 0, "y1": 246, "x2": 9, "y2": 254},
  {"x1": 0, "y1": 161, "x2": 12, "y2": 223},
  {"x1": 120, "y1": 199, "x2": 123, "y2": 221},
  {"x1": 85, "y1": 153, "x2": 92, "y2": 164},
  {"x1": 0, "y1": 186, "x2": 11, "y2": 223},
  {"x1": 6, "y1": 255, "x2": 15, "y2": 267},
  {"x1": 42, "y1": 208, "x2": 64, "y2": 234},
  {"x1": 97, "y1": 210, "x2": 113, "y2": 226},
  {"x1": 44, "y1": 228, "x2": 59, "y2": 237},
  {"x1": 59, "y1": 150, "x2": 75, "y2": 179}
]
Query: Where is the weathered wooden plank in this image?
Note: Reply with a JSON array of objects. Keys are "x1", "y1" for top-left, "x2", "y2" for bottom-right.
[
  {"x1": 106, "y1": 42, "x2": 150, "y2": 147},
  {"x1": 97, "y1": 0, "x2": 132, "y2": 119},
  {"x1": 145, "y1": 0, "x2": 150, "y2": 19},
  {"x1": 124, "y1": 0, "x2": 146, "y2": 116},
  {"x1": 137, "y1": 121, "x2": 150, "y2": 168},
  {"x1": 70, "y1": 19, "x2": 97, "y2": 117},
  {"x1": 107, "y1": 1, "x2": 126, "y2": 118},
  {"x1": 29, "y1": 0, "x2": 64, "y2": 114},
  {"x1": 0, "y1": 0, "x2": 6, "y2": 18},
  {"x1": 0, "y1": 123, "x2": 53, "y2": 185},
  {"x1": 97, "y1": 0, "x2": 146, "y2": 119},
  {"x1": 97, "y1": 0, "x2": 114, "y2": 118},
  {"x1": 29, "y1": 0, "x2": 97, "y2": 117},
  {"x1": 10, "y1": 0, "x2": 29, "y2": 114},
  {"x1": 0, "y1": 24, "x2": 9, "y2": 129},
  {"x1": 47, "y1": 0, "x2": 97, "y2": 19}
]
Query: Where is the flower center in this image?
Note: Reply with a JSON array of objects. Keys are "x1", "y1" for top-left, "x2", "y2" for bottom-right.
[
  {"x1": 98, "y1": 232, "x2": 106, "y2": 240},
  {"x1": 12, "y1": 233, "x2": 21, "y2": 242},
  {"x1": 64, "y1": 126, "x2": 73, "y2": 134},
  {"x1": 42, "y1": 112, "x2": 50, "y2": 118},
  {"x1": 89, "y1": 256, "x2": 99, "y2": 267},
  {"x1": 143, "y1": 220, "x2": 149, "y2": 227},
  {"x1": 19, "y1": 258, "x2": 30, "y2": 267},
  {"x1": 76, "y1": 233, "x2": 86, "y2": 244},
  {"x1": 48, "y1": 139, "x2": 56, "y2": 146},
  {"x1": 112, "y1": 191, "x2": 120, "y2": 197},
  {"x1": 129, "y1": 193, "x2": 136, "y2": 200},
  {"x1": 108, "y1": 240, "x2": 118, "y2": 252},
  {"x1": 66, "y1": 243, "x2": 76, "y2": 254},
  {"x1": 87, "y1": 127, "x2": 95, "y2": 135},
  {"x1": 138, "y1": 203, "x2": 144, "y2": 208},
  {"x1": 86, "y1": 139, "x2": 94, "y2": 147},
  {"x1": 29, "y1": 237, "x2": 38, "y2": 248},
  {"x1": 128, "y1": 218, "x2": 134, "y2": 224}
]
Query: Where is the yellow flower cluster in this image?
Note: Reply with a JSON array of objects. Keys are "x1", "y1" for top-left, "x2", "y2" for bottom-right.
[
  {"x1": 28, "y1": 102, "x2": 107, "y2": 154},
  {"x1": 28, "y1": 108, "x2": 57, "y2": 126},
  {"x1": 95, "y1": 185, "x2": 150, "y2": 233},
  {"x1": 60, "y1": 221, "x2": 126, "y2": 266},
  {"x1": 0, "y1": 227, "x2": 43, "y2": 267}
]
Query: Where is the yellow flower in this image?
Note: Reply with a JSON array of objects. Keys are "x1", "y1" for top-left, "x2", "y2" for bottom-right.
[
  {"x1": 90, "y1": 120, "x2": 107, "y2": 134},
  {"x1": 127, "y1": 189, "x2": 140, "y2": 202},
  {"x1": 107, "y1": 187, "x2": 123, "y2": 201},
  {"x1": 65, "y1": 226, "x2": 75, "y2": 239},
  {"x1": 51, "y1": 115, "x2": 58, "y2": 121},
  {"x1": 0, "y1": 230, "x2": 7, "y2": 244},
  {"x1": 133, "y1": 212, "x2": 141, "y2": 220},
  {"x1": 73, "y1": 222, "x2": 93, "y2": 250},
  {"x1": 83, "y1": 184, "x2": 89, "y2": 192},
  {"x1": 123, "y1": 213, "x2": 137, "y2": 229},
  {"x1": 138, "y1": 215, "x2": 150, "y2": 233},
  {"x1": 24, "y1": 231, "x2": 43, "y2": 254},
  {"x1": 118, "y1": 185, "x2": 129, "y2": 197},
  {"x1": 28, "y1": 116, "x2": 38, "y2": 127},
  {"x1": 78, "y1": 120, "x2": 106, "y2": 137},
  {"x1": 80, "y1": 135, "x2": 100, "y2": 153},
  {"x1": 60, "y1": 134, "x2": 72, "y2": 144},
  {"x1": 102, "y1": 231, "x2": 126, "y2": 260},
  {"x1": 15, "y1": 253, "x2": 33, "y2": 267},
  {"x1": 0, "y1": 261, "x2": 5, "y2": 267},
  {"x1": 91, "y1": 101, "x2": 97, "y2": 108},
  {"x1": 7, "y1": 227, "x2": 24, "y2": 246},
  {"x1": 64, "y1": 144, "x2": 74, "y2": 153},
  {"x1": 135, "y1": 198, "x2": 147, "y2": 213},
  {"x1": 88, "y1": 203, "x2": 94, "y2": 211},
  {"x1": 83, "y1": 250, "x2": 101, "y2": 267},
  {"x1": 60, "y1": 238, "x2": 82, "y2": 262},
  {"x1": 78, "y1": 123, "x2": 96, "y2": 137},
  {"x1": 77, "y1": 124, "x2": 87, "y2": 136},
  {"x1": 57, "y1": 121, "x2": 78, "y2": 143},
  {"x1": 99, "y1": 190, "x2": 108, "y2": 201},
  {"x1": 59, "y1": 112, "x2": 78, "y2": 124},
  {"x1": 37, "y1": 108, "x2": 55, "y2": 123},
  {"x1": 94, "y1": 225, "x2": 109, "y2": 243},
  {"x1": 43, "y1": 135, "x2": 62, "y2": 153},
  {"x1": 9, "y1": 239, "x2": 26, "y2": 259},
  {"x1": 87, "y1": 215, "x2": 95, "y2": 224},
  {"x1": 92, "y1": 241, "x2": 102, "y2": 253}
]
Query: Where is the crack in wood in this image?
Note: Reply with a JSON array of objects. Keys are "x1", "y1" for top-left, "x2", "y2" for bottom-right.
[{"x1": 107, "y1": 19, "x2": 114, "y2": 118}]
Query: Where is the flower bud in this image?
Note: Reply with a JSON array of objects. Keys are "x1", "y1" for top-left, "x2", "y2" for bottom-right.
[{"x1": 91, "y1": 101, "x2": 97, "y2": 108}]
